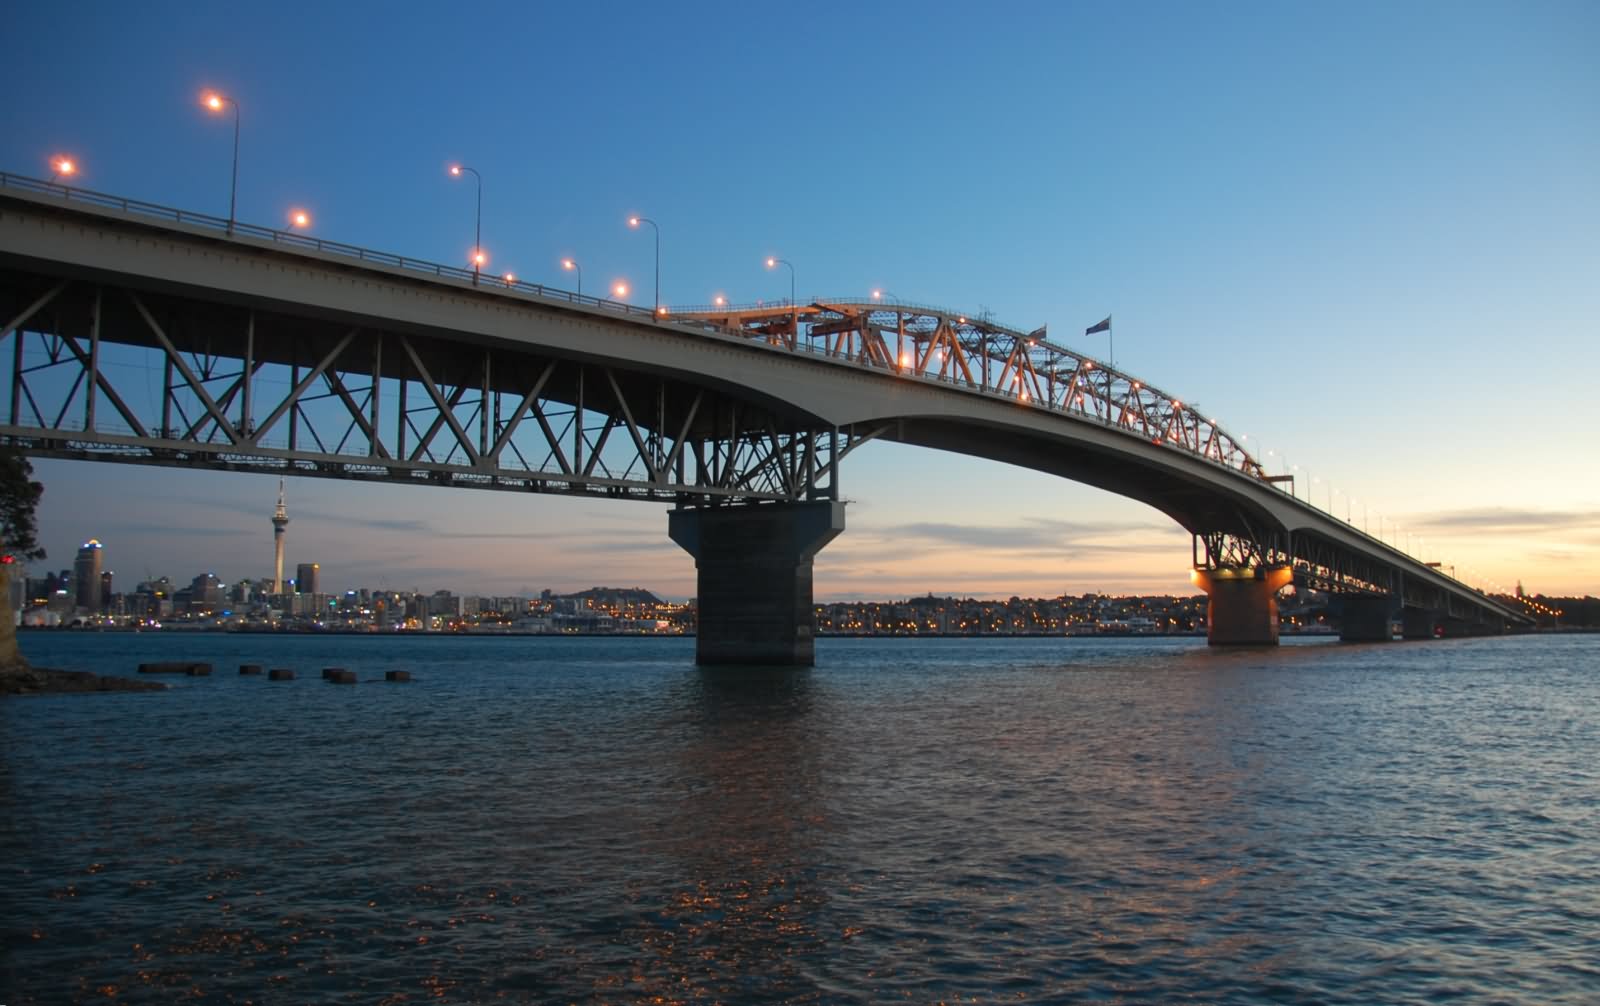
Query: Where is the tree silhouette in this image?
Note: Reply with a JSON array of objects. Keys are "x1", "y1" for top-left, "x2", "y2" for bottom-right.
[{"x1": 0, "y1": 447, "x2": 44, "y2": 565}]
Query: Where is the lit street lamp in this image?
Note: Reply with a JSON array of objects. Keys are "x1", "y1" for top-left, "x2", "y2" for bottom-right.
[
  {"x1": 49, "y1": 155, "x2": 78, "y2": 186},
  {"x1": 201, "y1": 91, "x2": 241, "y2": 234},
  {"x1": 561, "y1": 258, "x2": 582, "y2": 296},
  {"x1": 765, "y1": 256, "x2": 795, "y2": 333},
  {"x1": 627, "y1": 216, "x2": 662, "y2": 314},
  {"x1": 287, "y1": 208, "x2": 311, "y2": 230},
  {"x1": 448, "y1": 164, "x2": 483, "y2": 284},
  {"x1": 612, "y1": 280, "x2": 630, "y2": 301}
]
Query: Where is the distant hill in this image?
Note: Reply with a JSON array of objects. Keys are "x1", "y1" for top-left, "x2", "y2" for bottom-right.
[{"x1": 557, "y1": 586, "x2": 664, "y2": 607}]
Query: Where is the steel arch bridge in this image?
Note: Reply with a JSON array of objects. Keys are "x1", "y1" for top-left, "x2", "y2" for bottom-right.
[{"x1": 0, "y1": 173, "x2": 1529, "y2": 659}]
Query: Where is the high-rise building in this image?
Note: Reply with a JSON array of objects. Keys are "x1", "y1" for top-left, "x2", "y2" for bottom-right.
[
  {"x1": 190, "y1": 573, "x2": 224, "y2": 609},
  {"x1": 271, "y1": 479, "x2": 290, "y2": 594},
  {"x1": 296, "y1": 562, "x2": 320, "y2": 595},
  {"x1": 100, "y1": 571, "x2": 113, "y2": 609},
  {"x1": 73, "y1": 540, "x2": 103, "y2": 611}
]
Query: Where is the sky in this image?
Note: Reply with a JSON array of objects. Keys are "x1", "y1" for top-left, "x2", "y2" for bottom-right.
[{"x1": 3, "y1": 1, "x2": 1596, "y2": 600}]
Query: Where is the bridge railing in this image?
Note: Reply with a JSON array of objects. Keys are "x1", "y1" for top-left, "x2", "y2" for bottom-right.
[{"x1": 1, "y1": 171, "x2": 689, "y2": 322}]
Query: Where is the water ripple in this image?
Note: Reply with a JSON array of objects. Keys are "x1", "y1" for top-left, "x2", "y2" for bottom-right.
[{"x1": 2, "y1": 633, "x2": 1597, "y2": 1003}]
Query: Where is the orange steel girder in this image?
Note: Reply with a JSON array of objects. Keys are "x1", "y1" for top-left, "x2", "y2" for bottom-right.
[{"x1": 670, "y1": 298, "x2": 1269, "y2": 483}]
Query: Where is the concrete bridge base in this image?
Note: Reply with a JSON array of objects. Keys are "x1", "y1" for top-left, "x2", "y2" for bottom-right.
[
  {"x1": 1335, "y1": 595, "x2": 1395, "y2": 642},
  {"x1": 669, "y1": 501, "x2": 845, "y2": 666},
  {"x1": 1401, "y1": 608, "x2": 1442, "y2": 640},
  {"x1": 1402, "y1": 608, "x2": 1507, "y2": 639},
  {"x1": 1193, "y1": 566, "x2": 1293, "y2": 646}
]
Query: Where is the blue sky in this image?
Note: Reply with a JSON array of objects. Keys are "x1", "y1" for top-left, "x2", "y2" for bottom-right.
[{"x1": 4, "y1": 1, "x2": 1596, "y2": 599}]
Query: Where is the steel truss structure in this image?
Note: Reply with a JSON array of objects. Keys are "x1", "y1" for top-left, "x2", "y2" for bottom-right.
[
  {"x1": 1194, "y1": 529, "x2": 1503, "y2": 622},
  {"x1": 675, "y1": 298, "x2": 1268, "y2": 481},
  {"x1": 0, "y1": 279, "x2": 867, "y2": 505}
]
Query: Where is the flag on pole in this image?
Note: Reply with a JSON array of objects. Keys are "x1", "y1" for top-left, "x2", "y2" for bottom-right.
[
  {"x1": 1085, "y1": 315, "x2": 1111, "y2": 336},
  {"x1": 1027, "y1": 325, "x2": 1047, "y2": 340}
]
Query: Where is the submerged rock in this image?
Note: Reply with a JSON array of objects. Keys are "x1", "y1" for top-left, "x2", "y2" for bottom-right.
[{"x1": 0, "y1": 666, "x2": 166, "y2": 696}]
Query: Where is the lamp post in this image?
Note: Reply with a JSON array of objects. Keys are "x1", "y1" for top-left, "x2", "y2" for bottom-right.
[
  {"x1": 766, "y1": 256, "x2": 795, "y2": 334},
  {"x1": 287, "y1": 209, "x2": 311, "y2": 230},
  {"x1": 201, "y1": 91, "x2": 240, "y2": 235},
  {"x1": 561, "y1": 258, "x2": 583, "y2": 296},
  {"x1": 627, "y1": 216, "x2": 660, "y2": 314},
  {"x1": 448, "y1": 164, "x2": 483, "y2": 284}
]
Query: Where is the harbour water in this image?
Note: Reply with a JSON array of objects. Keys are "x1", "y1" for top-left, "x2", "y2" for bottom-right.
[{"x1": 2, "y1": 632, "x2": 1597, "y2": 1004}]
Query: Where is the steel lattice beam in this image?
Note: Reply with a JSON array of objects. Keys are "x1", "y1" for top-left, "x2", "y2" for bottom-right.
[{"x1": 0, "y1": 279, "x2": 868, "y2": 505}]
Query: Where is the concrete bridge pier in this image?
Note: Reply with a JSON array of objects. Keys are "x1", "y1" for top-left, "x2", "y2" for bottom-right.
[
  {"x1": 1401, "y1": 608, "x2": 1442, "y2": 639},
  {"x1": 1334, "y1": 595, "x2": 1395, "y2": 642},
  {"x1": 1192, "y1": 566, "x2": 1293, "y2": 646},
  {"x1": 669, "y1": 501, "x2": 846, "y2": 666}
]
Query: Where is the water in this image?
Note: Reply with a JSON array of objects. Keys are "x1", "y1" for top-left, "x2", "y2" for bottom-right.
[{"x1": 2, "y1": 632, "x2": 1597, "y2": 1004}]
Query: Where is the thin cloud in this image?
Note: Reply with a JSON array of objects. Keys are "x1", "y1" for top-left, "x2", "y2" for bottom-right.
[{"x1": 1414, "y1": 508, "x2": 1600, "y2": 533}]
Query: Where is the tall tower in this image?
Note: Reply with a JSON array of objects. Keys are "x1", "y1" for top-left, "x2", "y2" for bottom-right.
[
  {"x1": 271, "y1": 479, "x2": 290, "y2": 595},
  {"x1": 74, "y1": 539, "x2": 104, "y2": 611}
]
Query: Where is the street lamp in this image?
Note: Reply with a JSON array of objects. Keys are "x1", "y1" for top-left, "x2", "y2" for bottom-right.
[
  {"x1": 765, "y1": 256, "x2": 795, "y2": 333},
  {"x1": 287, "y1": 209, "x2": 311, "y2": 230},
  {"x1": 49, "y1": 155, "x2": 78, "y2": 186},
  {"x1": 627, "y1": 216, "x2": 660, "y2": 314},
  {"x1": 612, "y1": 280, "x2": 630, "y2": 301},
  {"x1": 448, "y1": 164, "x2": 483, "y2": 284},
  {"x1": 200, "y1": 91, "x2": 241, "y2": 234},
  {"x1": 712, "y1": 294, "x2": 727, "y2": 307},
  {"x1": 561, "y1": 258, "x2": 583, "y2": 296}
]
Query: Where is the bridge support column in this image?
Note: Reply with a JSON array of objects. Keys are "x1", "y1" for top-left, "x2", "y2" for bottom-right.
[
  {"x1": 1192, "y1": 566, "x2": 1293, "y2": 646},
  {"x1": 1335, "y1": 595, "x2": 1394, "y2": 642},
  {"x1": 1401, "y1": 608, "x2": 1440, "y2": 640},
  {"x1": 669, "y1": 501, "x2": 845, "y2": 666}
]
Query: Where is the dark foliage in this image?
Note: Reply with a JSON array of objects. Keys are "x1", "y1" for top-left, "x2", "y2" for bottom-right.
[{"x1": 0, "y1": 448, "x2": 45, "y2": 562}]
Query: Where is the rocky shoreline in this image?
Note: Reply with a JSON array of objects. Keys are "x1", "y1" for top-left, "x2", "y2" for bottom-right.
[{"x1": 0, "y1": 665, "x2": 167, "y2": 696}]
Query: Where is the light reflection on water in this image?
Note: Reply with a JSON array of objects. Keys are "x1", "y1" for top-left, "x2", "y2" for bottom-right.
[{"x1": 2, "y1": 633, "x2": 1597, "y2": 1003}]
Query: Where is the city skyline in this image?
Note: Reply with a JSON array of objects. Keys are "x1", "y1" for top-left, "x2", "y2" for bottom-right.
[{"x1": 5, "y1": 2, "x2": 1597, "y2": 599}]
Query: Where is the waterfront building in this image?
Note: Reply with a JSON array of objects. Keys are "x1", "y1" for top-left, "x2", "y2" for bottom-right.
[
  {"x1": 73, "y1": 540, "x2": 103, "y2": 611},
  {"x1": 296, "y1": 562, "x2": 320, "y2": 595}
]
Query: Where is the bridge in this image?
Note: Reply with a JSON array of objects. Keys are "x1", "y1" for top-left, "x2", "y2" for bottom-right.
[{"x1": 0, "y1": 173, "x2": 1530, "y2": 662}]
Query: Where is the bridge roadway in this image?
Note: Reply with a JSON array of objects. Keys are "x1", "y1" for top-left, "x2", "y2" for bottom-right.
[{"x1": 0, "y1": 175, "x2": 1530, "y2": 662}]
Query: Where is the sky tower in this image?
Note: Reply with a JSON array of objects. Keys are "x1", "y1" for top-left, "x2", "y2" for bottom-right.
[{"x1": 271, "y1": 479, "x2": 290, "y2": 594}]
